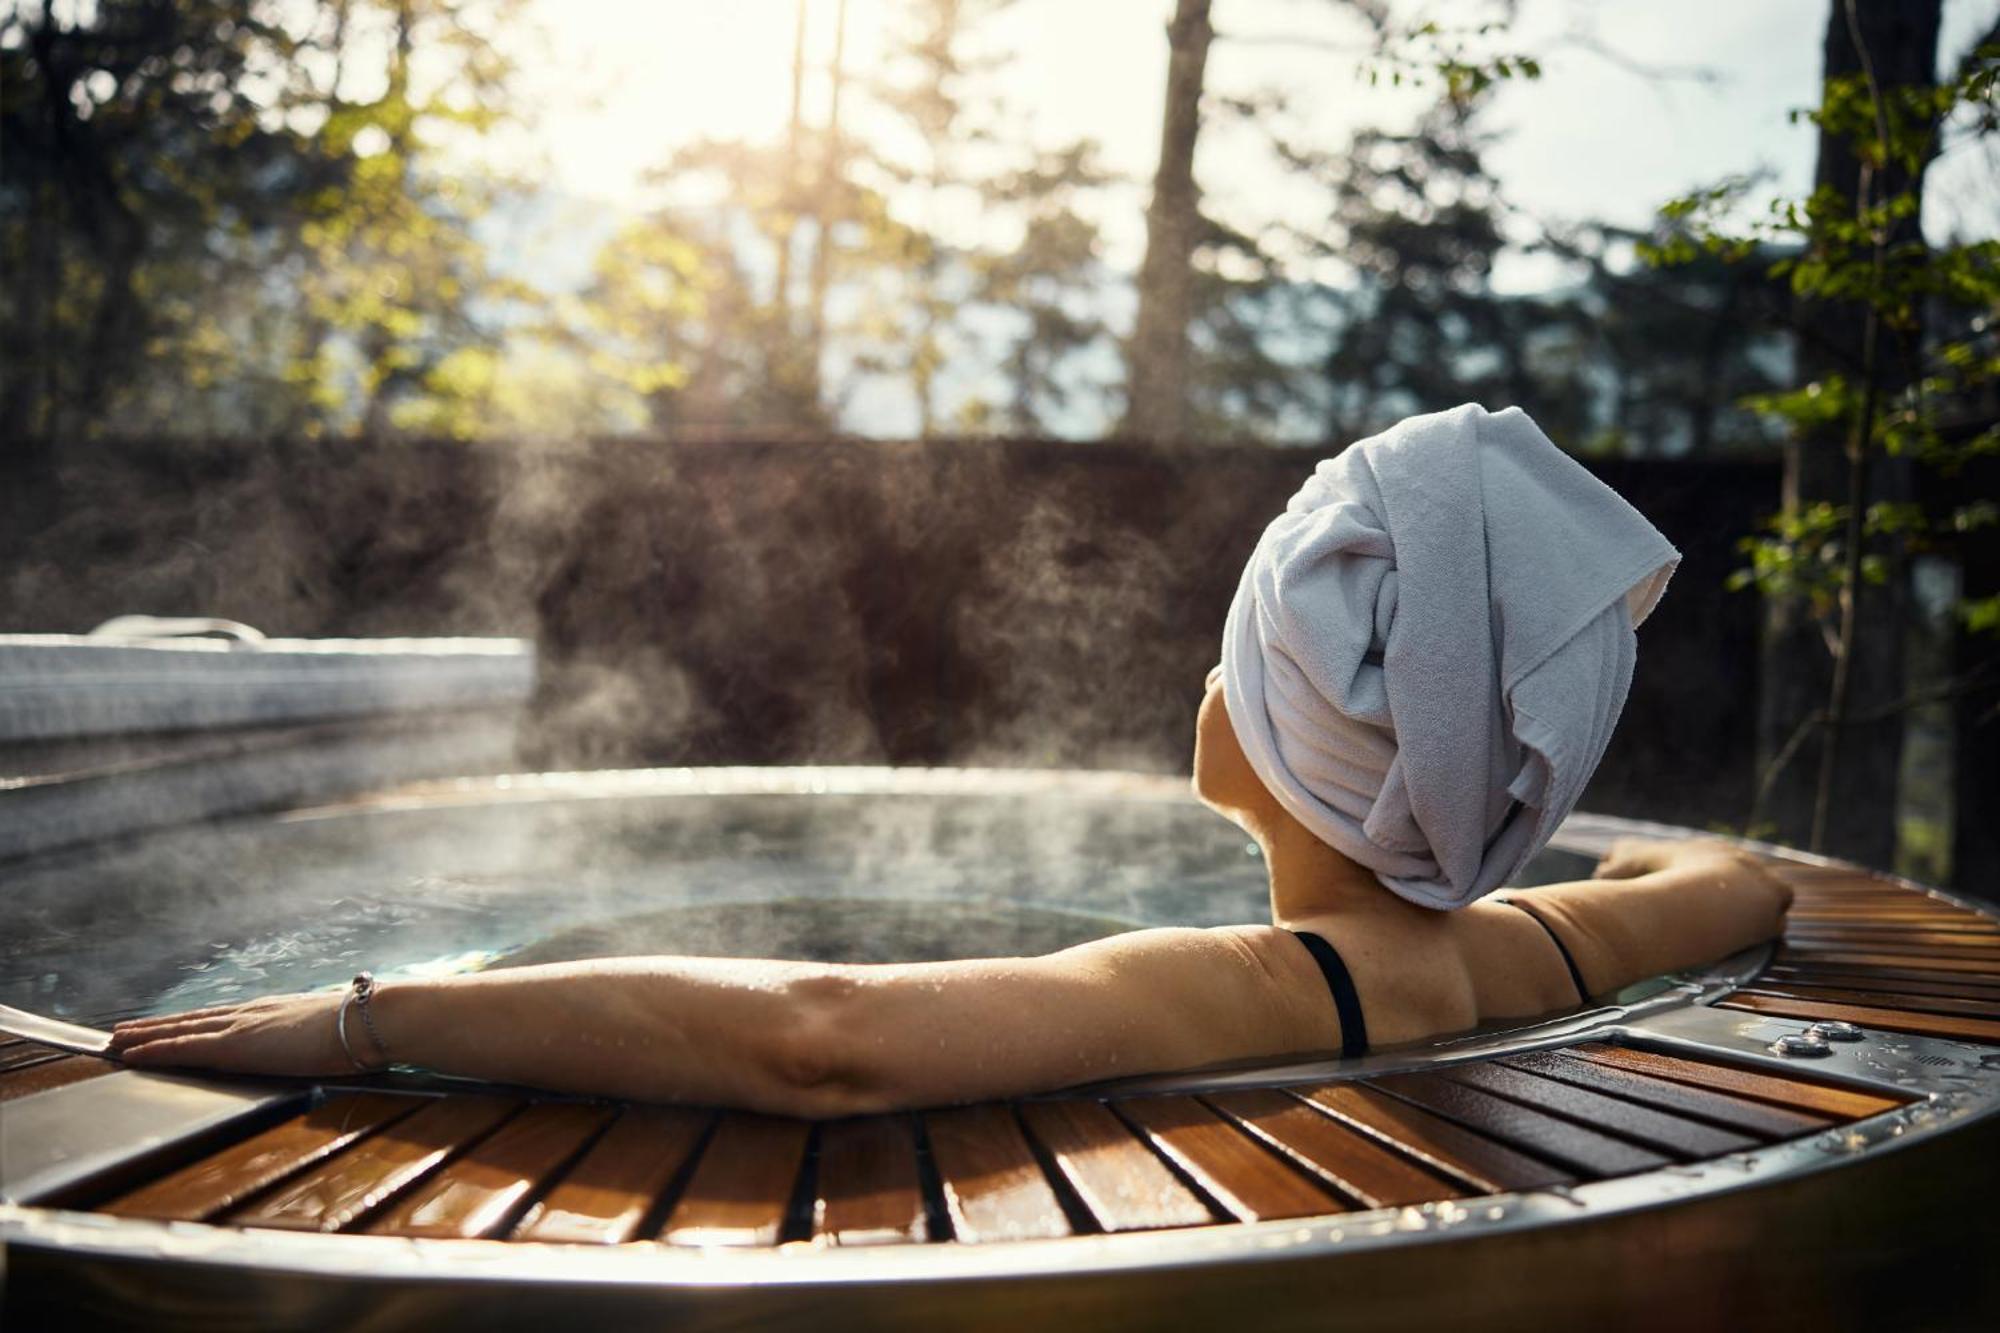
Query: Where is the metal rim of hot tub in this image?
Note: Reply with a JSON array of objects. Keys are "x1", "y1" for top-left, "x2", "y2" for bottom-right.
[{"x1": 2, "y1": 779, "x2": 1998, "y2": 1331}]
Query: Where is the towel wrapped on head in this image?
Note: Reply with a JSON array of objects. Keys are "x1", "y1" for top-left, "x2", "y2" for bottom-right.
[{"x1": 1220, "y1": 404, "x2": 1680, "y2": 911}]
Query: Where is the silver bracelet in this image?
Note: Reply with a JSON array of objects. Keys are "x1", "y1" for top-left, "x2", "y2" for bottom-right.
[{"x1": 335, "y1": 972, "x2": 389, "y2": 1071}]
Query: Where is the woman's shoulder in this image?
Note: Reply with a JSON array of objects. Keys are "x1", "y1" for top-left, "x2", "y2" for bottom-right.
[{"x1": 1275, "y1": 906, "x2": 1488, "y2": 1047}]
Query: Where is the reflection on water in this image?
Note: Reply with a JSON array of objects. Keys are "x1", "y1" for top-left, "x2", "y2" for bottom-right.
[
  {"x1": 0, "y1": 790, "x2": 1263, "y2": 1021},
  {"x1": 501, "y1": 899, "x2": 1138, "y2": 969},
  {"x1": 0, "y1": 786, "x2": 1601, "y2": 1023}
]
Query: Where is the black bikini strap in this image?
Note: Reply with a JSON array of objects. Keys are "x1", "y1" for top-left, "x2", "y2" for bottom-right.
[
  {"x1": 1291, "y1": 930, "x2": 1369, "y2": 1058},
  {"x1": 1501, "y1": 899, "x2": 1590, "y2": 1003}
]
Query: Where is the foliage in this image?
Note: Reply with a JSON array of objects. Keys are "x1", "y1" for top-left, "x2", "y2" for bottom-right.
[
  {"x1": 567, "y1": 0, "x2": 1116, "y2": 440},
  {"x1": 0, "y1": 0, "x2": 528, "y2": 441},
  {"x1": 1646, "y1": 43, "x2": 2000, "y2": 638}
]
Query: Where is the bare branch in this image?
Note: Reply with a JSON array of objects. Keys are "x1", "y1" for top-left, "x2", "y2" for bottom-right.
[{"x1": 1551, "y1": 27, "x2": 1722, "y2": 88}]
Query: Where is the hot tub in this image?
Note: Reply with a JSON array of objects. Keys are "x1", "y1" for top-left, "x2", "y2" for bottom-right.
[{"x1": 2, "y1": 769, "x2": 1998, "y2": 1329}]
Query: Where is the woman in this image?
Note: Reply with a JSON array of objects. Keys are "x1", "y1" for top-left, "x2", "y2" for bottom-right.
[{"x1": 110, "y1": 406, "x2": 1791, "y2": 1115}]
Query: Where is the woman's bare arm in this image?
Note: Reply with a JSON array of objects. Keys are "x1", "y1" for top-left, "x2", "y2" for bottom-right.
[
  {"x1": 1500, "y1": 838, "x2": 1793, "y2": 997},
  {"x1": 110, "y1": 925, "x2": 1340, "y2": 1118}
]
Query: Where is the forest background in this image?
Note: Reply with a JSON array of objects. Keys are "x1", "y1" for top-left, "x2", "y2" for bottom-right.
[{"x1": 3, "y1": 0, "x2": 1997, "y2": 890}]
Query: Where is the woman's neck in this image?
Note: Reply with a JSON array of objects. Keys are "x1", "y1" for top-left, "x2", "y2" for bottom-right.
[{"x1": 1249, "y1": 806, "x2": 1406, "y2": 926}]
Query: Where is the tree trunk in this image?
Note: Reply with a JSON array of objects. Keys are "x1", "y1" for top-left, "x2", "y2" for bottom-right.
[
  {"x1": 1757, "y1": 0, "x2": 1939, "y2": 866},
  {"x1": 1950, "y1": 456, "x2": 2000, "y2": 901},
  {"x1": 805, "y1": 0, "x2": 849, "y2": 410},
  {"x1": 1122, "y1": 0, "x2": 1213, "y2": 442},
  {"x1": 774, "y1": 0, "x2": 808, "y2": 324}
]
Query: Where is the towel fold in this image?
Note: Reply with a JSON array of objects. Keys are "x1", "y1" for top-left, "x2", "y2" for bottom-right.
[{"x1": 1220, "y1": 404, "x2": 1680, "y2": 910}]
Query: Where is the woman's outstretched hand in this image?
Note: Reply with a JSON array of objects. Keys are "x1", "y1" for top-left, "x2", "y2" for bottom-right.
[
  {"x1": 109, "y1": 992, "x2": 361, "y2": 1077},
  {"x1": 1592, "y1": 837, "x2": 1793, "y2": 909}
]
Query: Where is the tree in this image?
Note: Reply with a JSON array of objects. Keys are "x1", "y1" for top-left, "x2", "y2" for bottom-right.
[
  {"x1": 1311, "y1": 91, "x2": 1597, "y2": 443},
  {"x1": 971, "y1": 142, "x2": 1117, "y2": 433},
  {"x1": 1648, "y1": 1, "x2": 1999, "y2": 867},
  {"x1": 2, "y1": 0, "x2": 326, "y2": 438},
  {"x1": 578, "y1": 141, "x2": 830, "y2": 437},
  {"x1": 0, "y1": 0, "x2": 527, "y2": 442},
  {"x1": 1122, "y1": 3, "x2": 1546, "y2": 444},
  {"x1": 1123, "y1": 0, "x2": 1213, "y2": 442}
]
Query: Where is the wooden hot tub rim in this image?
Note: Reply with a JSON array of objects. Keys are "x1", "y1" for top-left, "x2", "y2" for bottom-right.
[{"x1": 4, "y1": 829, "x2": 1996, "y2": 1269}]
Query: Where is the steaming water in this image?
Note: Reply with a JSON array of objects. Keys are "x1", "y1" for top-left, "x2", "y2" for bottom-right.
[{"x1": 0, "y1": 787, "x2": 1599, "y2": 1024}]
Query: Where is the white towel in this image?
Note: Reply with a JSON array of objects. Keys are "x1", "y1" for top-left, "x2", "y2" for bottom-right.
[{"x1": 1220, "y1": 404, "x2": 1680, "y2": 910}]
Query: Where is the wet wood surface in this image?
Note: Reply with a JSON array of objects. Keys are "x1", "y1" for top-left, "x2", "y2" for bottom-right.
[
  {"x1": 923, "y1": 1104, "x2": 1072, "y2": 1243},
  {"x1": 1370, "y1": 1071, "x2": 1668, "y2": 1177},
  {"x1": 229, "y1": 1095, "x2": 519, "y2": 1232},
  {"x1": 1296, "y1": 1083, "x2": 1571, "y2": 1193},
  {"x1": 1569, "y1": 1045, "x2": 1902, "y2": 1119},
  {"x1": 367, "y1": 1103, "x2": 612, "y2": 1240},
  {"x1": 1438, "y1": 1062, "x2": 1757, "y2": 1160},
  {"x1": 812, "y1": 1115, "x2": 929, "y2": 1246},
  {"x1": 1786, "y1": 937, "x2": 2000, "y2": 959},
  {"x1": 1017, "y1": 1098, "x2": 1214, "y2": 1232},
  {"x1": 1497, "y1": 1051, "x2": 1830, "y2": 1139},
  {"x1": 512, "y1": 1107, "x2": 711, "y2": 1244},
  {"x1": 1116, "y1": 1094, "x2": 1341, "y2": 1222},
  {"x1": 1205, "y1": 1087, "x2": 1460, "y2": 1208},
  {"x1": 0, "y1": 1053, "x2": 119, "y2": 1103},
  {"x1": 1768, "y1": 960, "x2": 2000, "y2": 996},
  {"x1": 1786, "y1": 923, "x2": 2000, "y2": 942},
  {"x1": 1737, "y1": 982, "x2": 2000, "y2": 1019},
  {"x1": 656, "y1": 1113, "x2": 811, "y2": 1247},
  {"x1": 1773, "y1": 949, "x2": 2000, "y2": 976},
  {"x1": 0, "y1": 1039, "x2": 68, "y2": 1074},
  {"x1": 1717, "y1": 992, "x2": 2000, "y2": 1043},
  {"x1": 106, "y1": 1093, "x2": 417, "y2": 1221}
]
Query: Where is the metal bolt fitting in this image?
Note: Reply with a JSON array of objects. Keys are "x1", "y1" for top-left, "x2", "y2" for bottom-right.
[{"x1": 1770, "y1": 1032, "x2": 1833, "y2": 1058}]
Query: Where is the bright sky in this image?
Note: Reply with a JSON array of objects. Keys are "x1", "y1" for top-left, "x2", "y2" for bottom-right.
[{"x1": 491, "y1": 0, "x2": 2000, "y2": 290}]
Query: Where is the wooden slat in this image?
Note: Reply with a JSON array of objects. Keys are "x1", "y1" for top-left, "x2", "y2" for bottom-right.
[
  {"x1": 657, "y1": 1113, "x2": 810, "y2": 1247},
  {"x1": 1018, "y1": 1099, "x2": 1214, "y2": 1232},
  {"x1": 1717, "y1": 993, "x2": 2000, "y2": 1043},
  {"x1": 105, "y1": 1093, "x2": 417, "y2": 1221},
  {"x1": 231, "y1": 1095, "x2": 519, "y2": 1233},
  {"x1": 1774, "y1": 949, "x2": 2000, "y2": 976},
  {"x1": 1296, "y1": 1083, "x2": 1571, "y2": 1193},
  {"x1": 812, "y1": 1116, "x2": 928, "y2": 1246},
  {"x1": 1498, "y1": 1051, "x2": 1830, "y2": 1139},
  {"x1": 1769, "y1": 959, "x2": 2000, "y2": 993},
  {"x1": 1569, "y1": 1044, "x2": 1902, "y2": 1119},
  {"x1": 1440, "y1": 1062, "x2": 1757, "y2": 1160},
  {"x1": 0, "y1": 1040, "x2": 67, "y2": 1074},
  {"x1": 511, "y1": 1107, "x2": 710, "y2": 1244},
  {"x1": 1764, "y1": 965, "x2": 2000, "y2": 1002},
  {"x1": 1116, "y1": 1095, "x2": 1341, "y2": 1222},
  {"x1": 1784, "y1": 938, "x2": 2000, "y2": 961},
  {"x1": 1369, "y1": 1072, "x2": 1670, "y2": 1178},
  {"x1": 0, "y1": 1054, "x2": 119, "y2": 1103},
  {"x1": 1737, "y1": 982, "x2": 2000, "y2": 1019},
  {"x1": 1787, "y1": 913, "x2": 1991, "y2": 928},
  {"x1": 1787, "y1": 930, "x2": 2000, "y2": 950},
  {"x1": 1787, "y1": 918, "x2": 2000, "y2": 936},
  {"x1": 367, "y1": 1103, "x2": 612, "y2": 1240},
  {"x1": 1786, "y1": 905, "x2": 1992, "y2": 919},
  {"x1": 924, "y1": 1104, "x2": 1072, "y2": 1242},
  {"x1": 1764, "y1": 862, "x2": 1883, "y2": 878},
  {"x1": 1787, "y1": 907, "x2": 1993, "y2": 922},
  {"x1": 1791, "y1": 900, "x2": 1979, "y2": 908},
  {"x1": 1787, "y1": 895, "x2": 1981, "y2": 908},
  {"x1": 1205, "y1": 1088, "x2": 1462, "y2": 1208}
]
